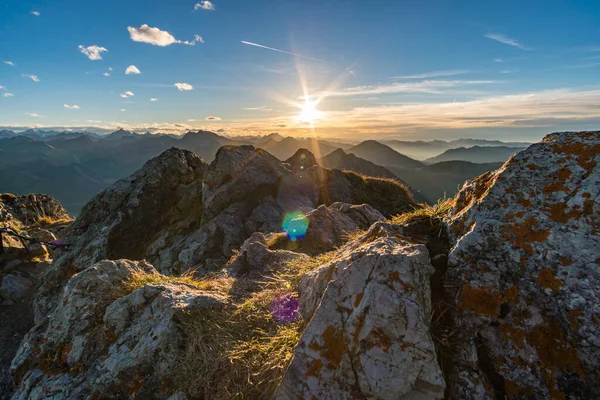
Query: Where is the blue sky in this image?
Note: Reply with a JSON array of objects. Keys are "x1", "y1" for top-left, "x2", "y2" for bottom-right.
[{"x1": 1, "y1": 0, "x2": 599, "y2": 140}]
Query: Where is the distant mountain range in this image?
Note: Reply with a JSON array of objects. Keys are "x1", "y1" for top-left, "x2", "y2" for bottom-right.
[
  {"x1": 0, "y1": 129, "x2": 528, "y2": 214},
  {"x1": 424, "y1": 145, "x2": 526, "y2": 164},
  {"x1": 382, "y1": 138, "x2": 531, "y2": 160},
  {"x1": 318, "y1": 148, "x2": 502, "y2": 203}
]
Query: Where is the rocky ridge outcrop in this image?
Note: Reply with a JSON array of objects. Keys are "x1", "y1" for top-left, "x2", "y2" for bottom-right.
[
  {"x1": 441, "y1": 131, "x2": 600, "y2": 399},
  {"x1": 0, "y1": 194, "x2": 72, "y2": 399},
  {"x1": 5, "y1": 131, "x2": 599, "y2": 400}
]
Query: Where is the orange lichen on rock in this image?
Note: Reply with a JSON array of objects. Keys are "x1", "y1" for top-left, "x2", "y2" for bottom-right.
[
  {"x1": 530, "y1": 320, "x2": 585, "y2": 379},
  {"x1": 537, "y1": 268, "x2": 563, "y2": 292},
  {"x1": 459, "y1": 284, "x2": 503, "y2": 317},
  {"x1": 353, "y1": 293, "x2": 364, "y2": 308},
  {"x1": 352, "y1": 313, "x2": 366, "y2": 345},
  {"x1": 503, "y1": 217, "x2": 550, "y2": 256},
  {"x1": 500, "y1": 324, "x2": 527, "y2": 349},
  {"x1": 304, "y1": 358, "x2": 323, "y2": 377},
  {"x1": 559, "y1": 256, "x2": 573, "y2": 266},
  {"x1": 568, "y1": 309, "x2": 582, "y2": 331},
  {"x1": 516, "y1": 198, "x2": 532, "y2": 207},
  {"x1": 554, "y1": 142, "x2": 600, "y2": 172},
  {"x1": 452, "y1": 171, "x2": 498, "y2": 215},
  {"x1": 544, "y1": 203, "x2": 585, "y2": 223},
  {"x1": 542, "y1": 181, "x2": 569, "y2": 194},
  {"x1": 369, "y1": 328, "x2": 391, "y2": 352},
  {"x1": 504, "y1": 286, "x2": 518, "y2": 303},
  {"x1": 308, "y1": 325, "x2": 346, "y2": 370},
  {"x1": 556, "y1": 167, "x2": 573, "y2": 180}
]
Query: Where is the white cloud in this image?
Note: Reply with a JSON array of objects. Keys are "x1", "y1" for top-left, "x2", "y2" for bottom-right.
[
  {"x1": 0, "y1": 85, "x2": 4, "y2": 90},
  {"x1": 174, "y1": 83, "x2": 194, "y2": 91},
  {"x1": 322, "y1": 79, "x2": 497, "y2": 97},
  {"x1": 150, "y1": 98, "x2": 158, "y2": 101},
  {"x1": 108, "y1": 67, "x2": 113, "y2": 71},
  {"x1": 26, "y1": 113, "x2": 41, "y2": 118},
  {"x1": 484, "y1": 34, "x2": 531, "y2": 50},
  {"x1": 64, "y1": 104, "x2": 80, "y2": 110},
  {"x1": 244, "y1": 106, "x2": 273, "y2": 111},
  {"x1": 127, "y1": 24, "x2": 203, "y2": 47},
  {"x1": 393, "y1": 70, "x2": 471, "y2": 79},
  {"x1": 22, "y1": 74, "x2": 40, "y2": 82},
  {"x1": 205, "y1": 116, "x2": 221, "y2": 121},
  {"x1": 3, "y1": 92, "x2": 14, "y2": 98},
  {"x1": 120, "y1": 91, "x2": 135, "y2": 98},
  {"x1": 319, "y1": 88, "x2": 600, "y2": 133},
  {"x1": 103, "y1": 72, "x2": 110, "y2": 76},
  {"x1": 120, "y1": 109, "x2": 126, "y2": 112},
  {"x1": 194, "y1": 1, "x2": 215, "y2": 11},
  {"x1": 88, "y1": 120, "x2": 102, "y2": 123},
  {"x1": 125, "y1": 65, "x2": 141, "y2": 75},
  {"x1": 3, "y1": 61, "x2": 15, "y2": 66},
  {"x1": 494, "y1": 58, "x2": 503, "y2": 63},
  {"x1": 78, "y1": 45, "x2": 108, "y2": 60},
  {"x1": 188, "y1": 119, "x2": 196, "y2": 122},
  {"x1": 31, "y1": 10, "x2": 40, "y2": 16}
]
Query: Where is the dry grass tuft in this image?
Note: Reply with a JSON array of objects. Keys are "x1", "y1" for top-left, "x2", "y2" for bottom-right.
[
  {"x1": 31, "y1": 215, "x2": 73, "y2": 228},
  {"x1": 178, "y1": 288, "x2": 303, "y2": 399},
  {"x1": 114, "y1": 248, "x2": 341, "y2": 398},
  {"x1": 115, "y1": 268, "x2": 236, "y2": 299},
  {"x1": 389, "y1": 197, "x2": 455, "y2": 226}
]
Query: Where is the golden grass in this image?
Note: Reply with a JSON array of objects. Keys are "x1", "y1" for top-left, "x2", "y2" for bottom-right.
[
  {"x1": 178, "y1": 288, "x2": 303, "y2": 399},
  {"x1": 115, "y1": 257, "x2": 336, "y2": 399},
  {"x1": 114, "y1": 268, "x2": 236, "y2": 299},
  {"x1": 31, "y1": 216, "x2": 73, "y2": 228},
  {"x1": 268, "y1": 250, "x2": 338, "y2": 289},
  {"x1": 389, "y1": 197, "x2": 455, "y2": 225}
]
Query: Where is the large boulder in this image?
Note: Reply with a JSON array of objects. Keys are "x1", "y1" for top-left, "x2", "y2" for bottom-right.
[
  {"x1": 276, "y1": 222, "x2": 445, "y2": 399},
  {"x1": 275, "y1": 202, "x2": 385, "y2": 255},
  {"x1": 201, "y1": 145, "x2": 289, "y2": 223},
  {"x1": 10, "y1": 259, "x2": 225, "y2": 400},
  {"x1": 227, "y1": 232, "x2": 310, "y2": 278},
  {"x1": 443, "y1": 131, "x2": 600, "y2": 398},
  {"x1": 35, "y1": 148, "x2": 207, "y2": 320}
]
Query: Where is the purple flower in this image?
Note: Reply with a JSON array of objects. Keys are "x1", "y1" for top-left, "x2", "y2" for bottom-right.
[{"x1": 270, "y1": 293, "x2": 300, "y2": 324}]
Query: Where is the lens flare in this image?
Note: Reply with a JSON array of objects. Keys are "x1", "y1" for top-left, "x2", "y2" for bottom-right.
[
  {"x1": 270, "y1": 293, "x2": 300, "y2": 324},
  {"x1": 282, "y1": 211, "x2": 309, "y2": 241}
]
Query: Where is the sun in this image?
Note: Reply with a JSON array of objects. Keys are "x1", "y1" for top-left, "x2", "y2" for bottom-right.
[{"x1": 296, "y1": 99, "x2": 322, "y2": 125}]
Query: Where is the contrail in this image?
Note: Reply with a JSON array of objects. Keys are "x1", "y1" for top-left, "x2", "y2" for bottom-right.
[{"x1": 241, "y1": 40, "x2": 325, "y2": 62}]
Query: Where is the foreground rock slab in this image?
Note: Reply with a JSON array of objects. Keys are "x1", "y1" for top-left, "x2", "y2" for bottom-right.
[
  {"x1": 276, "y1": 222, "x2": 445, "y2": 399},
  {"x1": 444, "y1": 131, "x2": 600, "y2": 399},
  {"x1": 10, "y1": 259, "x2": 225, "y2": 400}
]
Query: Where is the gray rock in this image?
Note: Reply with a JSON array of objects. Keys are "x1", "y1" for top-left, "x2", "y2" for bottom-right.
[
  {"x1": 443, "y1": 131, "x2": 600, "y2": 398},
  {"x1": 276, "y1": 222, "x2": 445, "y2": 399},
  {"x1": 33, "y1": 148, "x2": 207, "y2": 321},
  {"x1": 10, "y1": 259, "x2": 226, "y2": 400},
  {"x1": 227, "y1": 232, "x2": 310, "y2": 278},
  {"x1": 202, "y1": 145, "x2": 290, "y2": 223},
  {"x1": 0, "y1": 275, "x2": 33, "y2": 300},
  {"x1": 299, "y1": 202, "x2": 384, "y2": 253}
]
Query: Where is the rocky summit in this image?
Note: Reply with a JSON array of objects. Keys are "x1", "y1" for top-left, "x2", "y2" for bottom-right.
[{"x1": 0, "y1": 132, "x2": 598, "y2": 399}]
